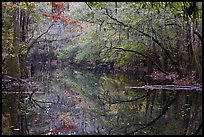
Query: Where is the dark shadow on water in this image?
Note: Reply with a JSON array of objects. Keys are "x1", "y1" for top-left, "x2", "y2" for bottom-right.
[{"x1": 2, "y1": 65, "x2": 202, "y2": 135}]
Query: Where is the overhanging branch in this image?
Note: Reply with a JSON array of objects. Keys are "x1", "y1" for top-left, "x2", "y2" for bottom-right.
[
  {"x1": 85, "y1": 2, "x2": 92, "y2": 10},
  {"x1": 26, "y1": 23, "x2": 54, "y2": 58},
  {"x1": 113, "y1": 47, "x2": 169, "y2": 75},
  {"x1": 102, "y1": 11, "x2": 180, "y2": 74}
]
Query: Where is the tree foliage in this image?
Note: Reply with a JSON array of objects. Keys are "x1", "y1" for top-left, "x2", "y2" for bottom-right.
[
  {"x1": 61, "y1": 2, "x2": 202, "y2": 81},
  {"x1": 2, "y1": 2, "x2": 202, "y2": 80}
]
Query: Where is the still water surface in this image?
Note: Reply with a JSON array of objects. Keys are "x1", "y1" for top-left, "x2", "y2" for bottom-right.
[{"x1": 20, "y1": 66, "x2": 202, "y2": 135}]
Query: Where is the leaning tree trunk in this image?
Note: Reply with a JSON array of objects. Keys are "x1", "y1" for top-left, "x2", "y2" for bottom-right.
[
  {"x1": 190, "y1": 6, "x2": 202, "y2": 82},
  {"x1": 147, "y1": 11, "x2": 153, "y2": 74},
  {"x1": 186, "y1": 20, "x2": 193, "y2": 75}
]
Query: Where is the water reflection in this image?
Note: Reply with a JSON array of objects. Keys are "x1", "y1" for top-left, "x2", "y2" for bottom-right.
[
  {"x1": 2, "y1": 93, "x2": 29, "y2": 135},
  {"x1": 25, "y1": 66, "x2": 202, "y2": 135}
]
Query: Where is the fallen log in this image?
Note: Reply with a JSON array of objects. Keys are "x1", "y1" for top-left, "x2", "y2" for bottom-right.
[
  {"x1": 2, "y1": 91, "x2": 44, "y2": 94},
  {"x1": 2, "y1": 73, "x2": 39, "y2": 93},
  {"x1": 125, "y1": 85, "x2": 202, "y2": 91}
]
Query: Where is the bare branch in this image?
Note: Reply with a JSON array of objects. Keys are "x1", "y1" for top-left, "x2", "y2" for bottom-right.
[
  {"x1": 26, "y1": 23, "x2": 54, "y2": 58},
  {"x1": 165, "y1": 23, "x2": 183, "y2": 28},
  {"x1": 111, "y1": 92, "x2": 152, "y2": 104},
  {"x1": 34, "y1": 38, "x2": 70, "y2": 43},
  {"x1": 85, "y1": 2, "x2": 92, "y2": 10}
]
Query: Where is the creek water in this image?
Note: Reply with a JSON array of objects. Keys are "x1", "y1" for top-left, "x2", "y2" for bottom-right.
[{"x1": 2, "y1": 64, "x2": 202, "y2": 135}]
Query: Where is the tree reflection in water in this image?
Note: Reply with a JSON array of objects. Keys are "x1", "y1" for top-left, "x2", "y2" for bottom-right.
[{"x1": 25, "y1": 67, "x2": 202, "y2": 135}]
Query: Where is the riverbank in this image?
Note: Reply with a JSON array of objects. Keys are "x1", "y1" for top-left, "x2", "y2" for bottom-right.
[
  {"x1": 59, "y1": 60, "x2": 201, "y2": 87},
  {"x1": 29, "y1": 59, "x2": 201, "y2": 87}
]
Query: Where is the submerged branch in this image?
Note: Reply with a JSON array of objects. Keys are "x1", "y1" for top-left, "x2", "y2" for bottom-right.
[
  {"x1": 111, "y1": 92, "x2": 152, "y2": 104},
  {"x1": 127, "y1": 92, "x2": 179, "y2": 135}
]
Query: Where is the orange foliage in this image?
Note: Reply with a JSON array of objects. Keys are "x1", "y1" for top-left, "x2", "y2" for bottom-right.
[
  {"x1": 52, "y1": 15, "x2": 61, "y2": 20},
  {"x1": 52, "y1": 2, "x2": 65, "y2": 16},
  {"x1": 53, "y1": 2, "x2": 66, "y2": 10},
  {"x1": 42, "y1": 2, "x2": 79, "y2": 25},
  {"x1": 42, "y1": 12, "x2": 61, "y2": 21}
]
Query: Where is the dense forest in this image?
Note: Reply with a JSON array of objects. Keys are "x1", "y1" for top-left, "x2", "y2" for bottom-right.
[
  {"x1": 2, "y1": 2, "x2": 202, "y2": 83},
  {"x1": 2, "y1": 2, "x2": 202, "y2": 135}
]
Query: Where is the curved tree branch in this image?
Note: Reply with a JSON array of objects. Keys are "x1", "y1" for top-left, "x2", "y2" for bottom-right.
[
  {"x1": 194, "y1": 30, "x2": 202, "y2": 43},
  {"x1": 112, "y1": 47, "x2": 169, "y2": 75},
  {"x1": 127, "y1": 91, "x2": 179, "y2": 135},
  {"x1": 111, "y1": 91, "x2": 152, "y2": 104},
  {"x1": 103, "y1": 11, "x2": 181, "y2": 74},
  {"x1": 26, "y1": 23, "x2": 54, "y2": 58}
]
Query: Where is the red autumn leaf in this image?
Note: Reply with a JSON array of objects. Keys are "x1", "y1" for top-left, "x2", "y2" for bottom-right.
[
  {"x1": 41, "y1": 2, "x2": 80, "y2": 26},
  {"x1": 53, "y1": 2, "x2": 66, "y2": 9},
  {"x1": 46, "y1": 124, "x2": 77, "y2": 134},
  {"x1": 52, "y1": 15, "x2": 61, "y2": 20},
  {"x1": 52, "y1": 2, "x2": 66, "y2": 16}
]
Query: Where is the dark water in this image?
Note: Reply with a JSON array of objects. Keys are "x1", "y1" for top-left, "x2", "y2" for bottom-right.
[{"x1": 2, "y1": 65, "x2": 202, "y2": 135}]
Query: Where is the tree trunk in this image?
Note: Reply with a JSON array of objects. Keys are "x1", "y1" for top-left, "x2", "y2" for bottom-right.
[
  {"x1": 147, "y1": 19, "x2": 153, "y2": 74},
  {"x1": 5, "y1": 6, "x2": 21, "y2": 78},
  {"x1": 186, "y1": 20, "x2": 193, "y2": 75},
  {"x1": 20, "y1": 6, "x2": 29, "y2": 79},
  {"x1": 162, "y1": 50, "x2": 168, "y2": 71},
  {"x1": 190, "y1": 20, "x2": 202, "y2": 82},
  {"x1": 5, "y1": 3, "x2": 21, "y2": 135}
]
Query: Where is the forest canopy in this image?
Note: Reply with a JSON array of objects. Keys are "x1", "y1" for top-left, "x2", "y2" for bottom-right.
[{"x1": 2, "y1": 2, "x2": 202, "y2": 81}]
